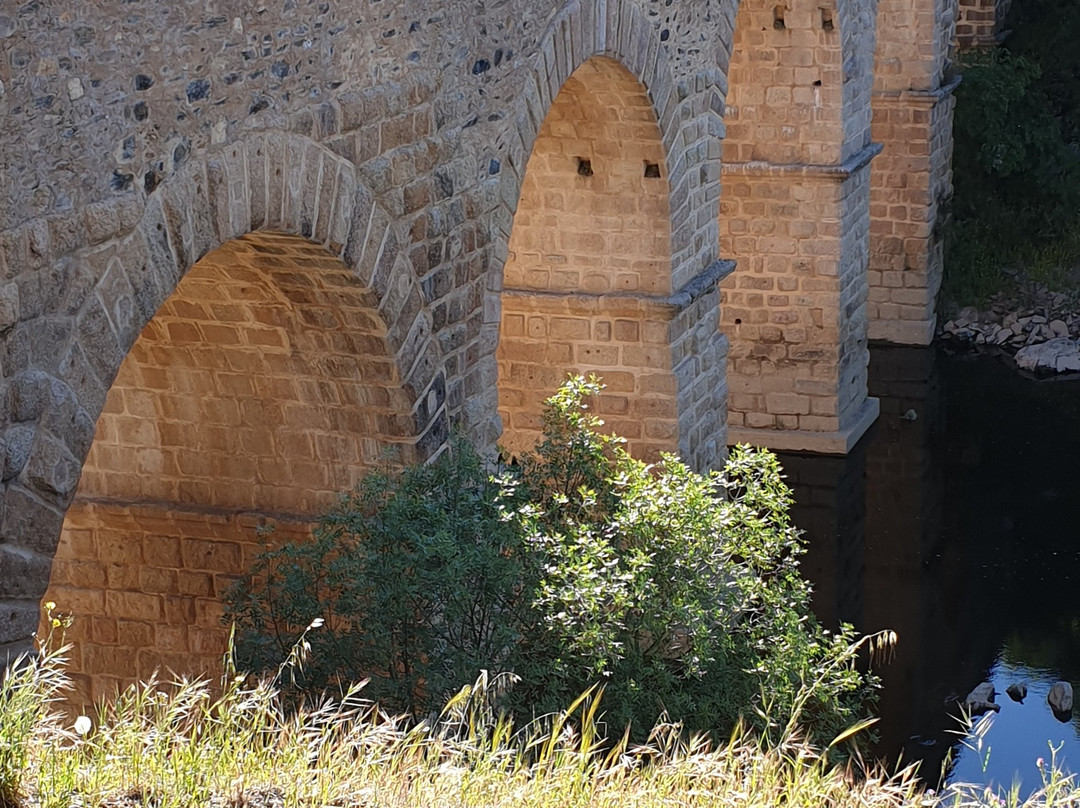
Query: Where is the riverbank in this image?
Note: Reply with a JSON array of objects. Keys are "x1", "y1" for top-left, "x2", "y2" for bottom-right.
[{"x1": 938, "y1": 273, "x2": 1080, "y2": 374}]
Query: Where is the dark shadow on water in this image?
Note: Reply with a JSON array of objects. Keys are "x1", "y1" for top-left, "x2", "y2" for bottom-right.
[{"x1": 777, "y1": 345, "x2": 1080, "y2": 795}]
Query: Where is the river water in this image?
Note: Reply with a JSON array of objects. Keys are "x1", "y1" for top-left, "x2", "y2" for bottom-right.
[{"x1": 779, "y1": 345, "x2": 1080, "y2": 795}]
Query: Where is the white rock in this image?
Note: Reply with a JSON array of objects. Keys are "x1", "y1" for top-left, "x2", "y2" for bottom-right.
[
  {"x1": 1015, "y1": 338, "x2": 1080, "y2": 373},
  {"x1": 1049, "y1": 682, "x2": 1073, "y2": 714},
  {"x1": 1050, "y1": 319, "x2": 1070, "y2": 337}
]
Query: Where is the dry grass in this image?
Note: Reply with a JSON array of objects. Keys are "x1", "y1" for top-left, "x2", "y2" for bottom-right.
[{"x1": 1, "y1": 632, "x2": 1077, "y2": 808}]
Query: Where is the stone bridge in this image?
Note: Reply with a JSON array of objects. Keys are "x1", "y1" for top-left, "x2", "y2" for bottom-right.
[{"x1": 0, "y1": 0, "x2": 1003, "y2": 700}]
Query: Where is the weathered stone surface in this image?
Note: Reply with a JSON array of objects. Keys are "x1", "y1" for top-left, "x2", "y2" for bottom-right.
[
  {"x1": 1049, "y1": 681, "x2": 1074, "y2": 716},
  {"x1": 1015, "y1": 338, "x2": 1080, "y2": 374}
]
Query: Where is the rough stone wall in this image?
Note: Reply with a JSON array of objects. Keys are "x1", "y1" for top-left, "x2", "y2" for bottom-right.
[
  {"x1": 0, "y1": 0, "x2": 732, "y2": 664},
  {"x1": 45, "y1": 503, "x2": 311, "y2": 706},
  {"x1": 955, "y1": 0, "x2": 1012, "y2": 50},
  {"x1": 869, "y1": 0, "x2": 957, "y2": 345},
  {"x1": 719, "y1": 161, "x2": 876, "y2": 450},
  {"x1": 78, "y1": 233, "x2": 419, "y2": 512},
  {"x1": 720, "y1": 0, "x2": 846, "y2": 166},
  {"x1": 499, "y1": 59, "x2": 672, "y2": 297}
]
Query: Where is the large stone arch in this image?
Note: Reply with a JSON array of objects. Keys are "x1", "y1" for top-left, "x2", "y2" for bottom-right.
[
  {"x1": 486, "y1": 0, "x2": 732, "y2": 472},
  {"x1": 0, "y1": 133, "x2": 448, "y2": 669},
  {"x1": 716, "y1": 0, "x2": 880, "y2": 454}
]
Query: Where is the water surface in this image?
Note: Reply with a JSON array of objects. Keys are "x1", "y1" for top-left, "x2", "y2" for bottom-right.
[{"x1": 780, "y1": 345, "x2": 1080, "y2": 795}]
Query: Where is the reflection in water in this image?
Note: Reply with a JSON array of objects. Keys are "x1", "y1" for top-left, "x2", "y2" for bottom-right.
[{"x1": 779, "y1": 346, "x2": 1080, "y2": 795}]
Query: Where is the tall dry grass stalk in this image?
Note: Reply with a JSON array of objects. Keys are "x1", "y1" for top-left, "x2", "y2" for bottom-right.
[{"x1": 0, "y1": 629, "x2": 1075, "y2": 808}]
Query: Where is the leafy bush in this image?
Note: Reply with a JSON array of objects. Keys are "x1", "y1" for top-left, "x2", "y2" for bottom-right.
[
  {"x1": 225, "y1": 377, "x2": 876, "y2": 744},
  {"x1": 224, "y1": 440, "x2": 526, "y2": 718},
  {"x1": 945, "y1": 17, "x2": 1080, "y2": 305},
  {"x1": 499, "y1": 378, "x2": 874, "y2": 741}
]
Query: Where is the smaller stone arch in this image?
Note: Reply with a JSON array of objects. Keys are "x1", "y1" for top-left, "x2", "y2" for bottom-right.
[
  {"x1": 0, "y1": 133, "x2": 448, "y2": 677},
  {"x1": 485, "y1": 0, "x2": 731, "y2": 472}
]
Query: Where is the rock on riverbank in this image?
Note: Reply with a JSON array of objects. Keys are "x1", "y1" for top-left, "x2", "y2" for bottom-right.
[{"x1": 939, "y1": 282, "x2": 1080, "y2": 374}]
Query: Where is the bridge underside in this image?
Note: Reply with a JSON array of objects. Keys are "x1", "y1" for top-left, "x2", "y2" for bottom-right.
[{"x1": 0, "y1": 0, "x2": 962, "y2": 697}]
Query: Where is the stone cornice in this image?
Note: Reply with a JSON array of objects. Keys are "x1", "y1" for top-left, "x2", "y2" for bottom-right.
[
  {"x1": 502, "y1": 258, "x2": 734, "y2": 314},
  {"x1": 720, "y1": 142, "x2": 883, "y2": 180},
  {"x1": 873, "y1": 74, "x2": 963, "y2": 107}
]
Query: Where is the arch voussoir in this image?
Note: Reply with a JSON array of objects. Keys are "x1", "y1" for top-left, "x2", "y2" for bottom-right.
[{"x1": 206, "y1": 141, "x2": 252, "y2": 247}]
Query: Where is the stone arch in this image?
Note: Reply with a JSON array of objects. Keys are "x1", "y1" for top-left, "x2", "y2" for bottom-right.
[
  {"x1": 0, "y1": 133, "x2": 448, "y2": 677},
  {"x1": 716, "y1": 0, "x2": 879, "y2": 453},
  {"x1": 486, "y1": 0, "x2": 731, "y2": 472}
]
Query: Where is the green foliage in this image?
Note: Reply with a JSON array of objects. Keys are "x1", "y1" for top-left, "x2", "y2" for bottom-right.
[
  {"x1": 224, "y1": 439, "x2": 525, "y2": 718},
  {"x1": 225, "y1": 377, "x2": 875, "y2": 745},
  {"x1": 501, "y1": 377, "x2": 873, "y2": 742},
  {"x1": 945, "y1": 16, "x2": 1080, "y2": 306},
  {"x1": 0, "y1": 608, "x2": 70, "y2": 808}
]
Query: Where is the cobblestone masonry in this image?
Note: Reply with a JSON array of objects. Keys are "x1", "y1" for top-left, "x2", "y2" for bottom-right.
[{"x1": 0, "y1": 0, "x2": 965, "y2": 685}]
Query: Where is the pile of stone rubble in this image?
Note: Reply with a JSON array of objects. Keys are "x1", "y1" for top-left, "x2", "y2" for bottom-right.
[{"x1": 939, "y1": 282, "x2": 1080, "y2": 374}]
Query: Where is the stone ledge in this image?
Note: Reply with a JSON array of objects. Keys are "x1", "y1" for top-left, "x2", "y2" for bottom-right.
[
  {"x1": 502, "y1": 258, "x2": 735, "y2": 314},
  {"x1": 721, "y1": 142, "x2": 883, "y2": 180},
  {"x1": 72, "y1": 494, "x2": 320, "y2": 524},
  {"x1": 872, "y1": 75, "x2": 963, "y2": 108},
  {"x1": 727, "y1": 396, "x2": 880, "y2": 455},
  {"x1": 869, "y1": 317, "x2": 936, "y2": 346}
]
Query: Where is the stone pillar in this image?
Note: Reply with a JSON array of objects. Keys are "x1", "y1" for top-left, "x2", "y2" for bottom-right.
[
  {"x1": 955, "y1": 0, "x2": 1012, "y2": 51},
  {"x1": 717, "y1": 0, "x2": 879, "y2": 455},
  {"x1": 869, "y1": 0, "x2": 957, "y2": 345},
  {"x1": 720, "y1": 150, "x2": 880, "y2": 454}
]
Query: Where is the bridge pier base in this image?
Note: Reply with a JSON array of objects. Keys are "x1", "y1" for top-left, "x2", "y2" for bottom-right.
[
  {"x1": 719, "y1": 147, "x2": 879, "y2": 456},
  {"x1": 868, "y1": 80, "x2": 959, "y2": 346}
]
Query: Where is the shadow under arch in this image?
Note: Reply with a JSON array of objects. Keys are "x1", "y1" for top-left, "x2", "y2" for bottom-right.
[
  {"x1": 0, "y1": 133, "x2": 449, "y2": 682},
  {"x1": 488, "y1": 0, "x2": 732, "y2": 472}
]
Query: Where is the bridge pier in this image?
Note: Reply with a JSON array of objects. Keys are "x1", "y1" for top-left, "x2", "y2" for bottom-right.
[
  {"x1": 719, "y1": 149, "x2": 880, "y2": 455},
  {"x1": 869, "y1": 0, "x2": 959, "y2": 345}
]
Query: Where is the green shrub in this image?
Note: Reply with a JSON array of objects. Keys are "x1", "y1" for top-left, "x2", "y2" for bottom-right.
[
  {"x1": 499, "y1": 377, "x2": 874, "y2": 742},
  {"x1": 945, "y1": 19, "x2": 1080, "y2": 305},
  {"x1": 224, "y1": 377, "x2": 876, "y2": 744},
  {"x1": 224, "y1": 440, "x2": 527, "y2": 718}
]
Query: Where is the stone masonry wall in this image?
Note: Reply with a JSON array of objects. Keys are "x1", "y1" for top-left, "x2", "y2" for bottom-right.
[
  {"x1": 44, "y1": 503, "x2": 312, "y2": 707},
  {"x1": 0, "y1": 0, "x2": 733, "y2": 666},
  {"x1": 955, "y1": 0, "x2": 1012, "y2": 50},
  {"x1": 39, "y1": 230, "x2": 427, "y2": 699},
  {"x1": 869, "y1": 0, "x2": 957, "y2": 344},
  {"x1": 719, "y1": 162, "x2": 877, "y2": 451},
  {"x1": 721, "y1": 0, "x2": 846, "y2": 166},
  {"x1": 498, "y1": 57, "x2": 681, "y2": 461},
  {"x1": 79, "y1": 233, "x2": 420, "y2": 513}
]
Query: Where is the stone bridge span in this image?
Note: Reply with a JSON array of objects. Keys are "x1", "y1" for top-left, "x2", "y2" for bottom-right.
[{"x1": 0, "y1": 0, "x2": 1000, "y2": 698}]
